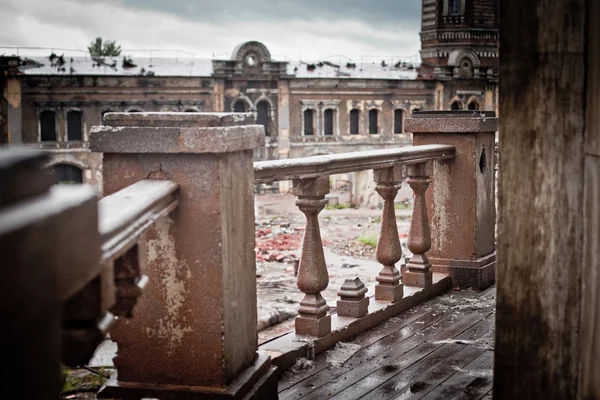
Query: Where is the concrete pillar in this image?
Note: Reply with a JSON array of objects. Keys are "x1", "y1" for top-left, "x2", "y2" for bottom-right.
[
  {"x1": 278, "y1": 79, "x2": 291, "y2": 193},
  {"x1": 5, "y1": 77, "x2": 22, "y2": 143},
  {"x1": 90, "y1": 112, "x2": 277, "y2": 399},
  {"x1": 213, "y1": 79, "x2": 225, "y2": 112},
  {"x1": 406, "y1": 110, "x2": 497, "y2": 289}
]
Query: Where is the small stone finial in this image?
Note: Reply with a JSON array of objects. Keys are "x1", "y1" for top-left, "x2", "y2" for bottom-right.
[{"x1": 337, "y1": 278, "x2": 369, "y2": 318}]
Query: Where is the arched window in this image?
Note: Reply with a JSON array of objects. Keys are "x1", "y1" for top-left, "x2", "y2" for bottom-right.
[
  {"x1": 349, "y1": 109, "x2": 360, "y2": 135},
  {"x1": 233, "y1": 101, "x2": 247, "y2": 113},
  {"x1": 468, "y1": 101, "x2": 480, "y2": 111},
  {"x1": 448, "y1": 0, "x2": 461, "y2": 15},
  {"x1": 40, "y1": 110, "x2": 57, "y2": 142},
  {"x1": 67, "y1": 110, "x2": 83, "y2": 141},
  {"x1": 368, "y1": 109, "x2": 379, "y2": 134},
  {"x1": 451, "y1": 101, "x2": 462, "y2": 110},
  {"x1": 303, "y1": 109, "x2": 314, "y2": 136},
  {"x1": 394, "y1": 109, "x2": 404, "y2": 134},
  {"x1": 324, "y1": 109, "x2": 334, "y2": 136},
  {"x1": 51, "y1": 164, "x2": 83, "y2": 184},
  {"x1": 256, "y1": 100, "x2": 270, "y2": 136}
]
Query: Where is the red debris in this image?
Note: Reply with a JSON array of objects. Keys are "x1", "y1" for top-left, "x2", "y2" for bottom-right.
[{"x1": 255, "y1": 231, "x2": 302, "y2": 262}]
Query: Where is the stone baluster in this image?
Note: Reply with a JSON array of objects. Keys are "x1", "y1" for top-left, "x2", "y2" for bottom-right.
[
  {"x1": 374, "y1": 166, "x2": 404, "y2": 302},
  {"x1": 293, "y1": 176, "x2": 331, "y2": 337},
  {"x1": 403, "y1": 162, "x2": 433, "y2": 288}
]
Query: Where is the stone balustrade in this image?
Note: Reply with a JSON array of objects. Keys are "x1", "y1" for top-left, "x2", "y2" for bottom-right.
[
  {"x1": 0, "y1": 110, "x2": 497, "y2": 399},
  {"x1": 254, "y1": 144, "x2": 455, "y2": 339},
  {"x1": 257, "y1": 110, "x2": 497, "y2": 372}
]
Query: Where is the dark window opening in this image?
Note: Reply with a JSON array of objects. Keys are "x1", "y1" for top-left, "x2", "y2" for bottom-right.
[
  {"x1": 67, "y1": 110, "x2": 83, "y2": 141},
  {"x1": 304, "y1": 109, "x2": 314, "y2": 136},
  {"x1": 468, "y1": 101, "x2": 480, "y2": 111},
  {"x1": 349, "y1": 109, "x2": 360, "y2": 135},
  {"x1": 451, "y1": 101, "x2": 462, "y2": 110},
  {"x1": 128, "y1": 109, "x2": 142, "y2": 113},
  {"x1": 257, "y1": 100, "x2": 270, "y2": 136},
  {"x1": 40, "y1": 110, "x2": 57, "y2": 142},
  {"x1": 368, "y1": 109, "x2": 379, "y2": 134},
  {"x1": 184, "y1": 109, "x2": 198, "y2": 112},
  {"x1": 394, "y1": 109, "x2": 404, "y2": 134},
  {"x1": 324, "y1": 109, "x2": 334, "y2": 136},
  {"x1": 448, "y1": 0, "x2": 461, "y2": 15},
  {"x1": 233, "y1": 101, "x2": 247, "y2": 113},
  {"x1": 51, "y1": 164, "x2": 83, "y2": 184}
]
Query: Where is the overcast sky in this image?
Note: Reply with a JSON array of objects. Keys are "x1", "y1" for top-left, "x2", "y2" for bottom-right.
[{"x1": 0, "y1": 0, "x2": 422, "y2": 62}]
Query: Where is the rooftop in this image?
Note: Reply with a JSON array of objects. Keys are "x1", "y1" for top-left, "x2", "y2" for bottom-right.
[{"x1": 14, "y1": 55, "x2": 419, "y2": 80}]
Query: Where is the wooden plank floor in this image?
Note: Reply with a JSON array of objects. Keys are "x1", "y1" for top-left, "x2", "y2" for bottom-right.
[{"x1": 278, "y1": 286, "x2": 496, "y2": 400}]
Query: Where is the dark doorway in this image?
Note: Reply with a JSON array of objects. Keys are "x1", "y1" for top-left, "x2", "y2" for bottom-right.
[
  {"x1": 256, "y1": 100, "x2": 270, "y2": 136},
  {"x1": 67, "y1": 110, "x2": 83, "y2": 141},
  {"x1": 304, "y1": 109, "x2": 314, "y2": 136},
  {"x1": 40, "y1": 110, "x2": 57, "y2": 142},
  {"x1": 233, "y1": 101, "x2": 247, "y2": 113},
  {"x1": 369, "y1": 109, "x2": 379, "y2": 134},
  {"x1": 451, "y1": 101, "x2": 462, "y2": 110},
  {"x1": 324, "y1": 109, "x2": 334, "y2": 135},
  {"x1": 51, "y1": 164, "x2": 83, "y2": 184},
  {"x1": 350, "y1": 109, "x2": 360, "y2": 135},
  {"x1": 394, "y1": 109, "x2": 404, "y2": 134}
]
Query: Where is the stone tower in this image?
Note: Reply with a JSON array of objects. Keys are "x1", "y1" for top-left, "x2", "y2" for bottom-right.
[{"x1": 419, "y1": 0, "x2": 499, "y2": 111}]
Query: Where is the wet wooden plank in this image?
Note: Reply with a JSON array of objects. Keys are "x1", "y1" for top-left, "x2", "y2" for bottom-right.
[
  {"x1": 421, "y1": 350, "x2": 494, "y2": 399},
  {"x1": 278, "y1": 304, "x2": 455, "y2": 398},
  {"x1": 278, "y1": 304, "x2": 442, "y2": 392},
  {"x1": 355, "y1": 317, "x2": 493, "y2": 400},
  {"x1": 299, "y1": 309, "x2": 490, "y2": 399}
]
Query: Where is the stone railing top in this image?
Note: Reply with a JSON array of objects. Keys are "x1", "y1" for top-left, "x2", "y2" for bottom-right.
[
  {"x1": 99, "y1": 179, "x2": 179, "y2": 263},
  {"x1": 0, "y1": 147, "x2": 52, "y2": 208},
  {"x1": 90, "y1": 113, "x2": 265, "y2": 154},
  {"x1": 254, "y1": 144, "x2": 455, "y2": 183},
  {"x1": 407, "y1": 110, "x2": 498, "y2": 133},
  {"x1": 103, "y1": 112, "x2": 256, "y2": 128}
]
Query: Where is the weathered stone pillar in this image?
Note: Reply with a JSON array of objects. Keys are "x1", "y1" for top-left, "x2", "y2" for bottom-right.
[
  {"x1": 90, "y1": 112, "x2": 277, "y2": 399},
  {"x1": 406, "y1": 110, "x2": 497, "y2": 289}
]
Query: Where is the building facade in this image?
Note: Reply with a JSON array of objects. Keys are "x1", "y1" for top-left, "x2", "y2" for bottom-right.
[{"x1": 0, "y1": 0, "x2": 498, "y2": 191}]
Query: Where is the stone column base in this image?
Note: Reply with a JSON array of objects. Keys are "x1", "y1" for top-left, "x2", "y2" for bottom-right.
[
  {"x1": 402, "y1": 269, "x2": 433, "y2": 288},
  {"x1": 337, "y1": 297, "x2": 369, "y2": 318},
  {"x1": 375, "y1": 284, "x2": 404, "y2": 302},
  {"x1": 295, "y1": 314, "x2": 331, "y2": 337},
  {"x1": 429, "y1": 252, "x2": 496, "y2": 290},
  {"x1": 98, "y1": 353, "x2": 277, "y2": 400}
]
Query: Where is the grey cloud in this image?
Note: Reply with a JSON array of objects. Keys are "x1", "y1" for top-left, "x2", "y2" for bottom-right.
[{"x1": 120, "y1": 0, "x2": 421, "y2": 28}]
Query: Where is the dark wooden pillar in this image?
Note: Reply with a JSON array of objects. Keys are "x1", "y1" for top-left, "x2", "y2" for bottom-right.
[{"x1": 495, "y1": 0, "x2": 599, "y2": 398}]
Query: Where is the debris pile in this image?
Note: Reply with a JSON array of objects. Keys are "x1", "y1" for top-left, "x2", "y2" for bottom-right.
[{"x1": 255, "y1": 226, "x2": 302, "y2": 263}]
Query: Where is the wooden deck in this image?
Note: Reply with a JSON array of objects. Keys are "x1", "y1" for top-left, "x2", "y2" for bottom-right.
[{"x1": 278, "y1": 286, "x2": 496, "y2": 400}]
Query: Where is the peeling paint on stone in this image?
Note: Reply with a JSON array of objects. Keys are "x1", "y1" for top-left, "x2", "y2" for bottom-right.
[
  {"x1": 432, "y1": 161, "x2": 451, "y2": 251},
  {"x1": 146, "y1": 217, "x2": 193, "y2": 354}
]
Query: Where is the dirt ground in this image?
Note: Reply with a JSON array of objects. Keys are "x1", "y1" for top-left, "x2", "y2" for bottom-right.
[{"x1": 255, "y1": 187, "x2": 414, "y2": 343}]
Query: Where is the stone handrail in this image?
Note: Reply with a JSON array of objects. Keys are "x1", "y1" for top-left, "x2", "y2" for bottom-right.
[
  {"x1": 0, "y1": 147, "x2": 181, "y2": 397},
  {"x1": 99, "y1": 179, "x2": 179, "y2": 263},
  {"x1": 252, "y1": 144, "x2": 455, "y2": 338},
  {"x1": 253, "y1": 144, "x2": 456, "y2": 183}
]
